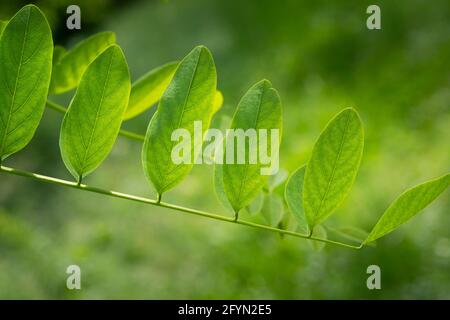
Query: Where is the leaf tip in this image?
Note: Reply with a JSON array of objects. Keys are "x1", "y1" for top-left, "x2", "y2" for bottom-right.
[
  {"x1": 259, "y1": 78, "x2": 273, "y2": 88},
  {"x1": 194, "y1": 45, "x2": 212, "y2": 56}
]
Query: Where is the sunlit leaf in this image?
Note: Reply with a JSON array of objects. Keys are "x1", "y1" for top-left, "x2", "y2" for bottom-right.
[
  {"x1": 303, "y1": 108, "x2": 364, "y2": 230},
  {"x1": 124, "y1": 61, "x2": 178, "y2": 120},
  {"x1": 365, "y1": 173, "x2": 450, "y2": 243},
  {"x1": 222, "y1": 80, "x2": 282, "y2": 213},
  {"x1": 60, "y1": 45, "x2": 131, "y2": 180},
  {"x1": 284, "y1": 166, "x2": 309, "y2": 234},
  {"x1": 50, "y1": 31, "x2": 116, "y2": 94},
  {"x1": 142, "y1": 46, "x2": 217, "y2": 195},
  {"x1": 0, "y1": 5, "x2": 53, "y2": 160}
]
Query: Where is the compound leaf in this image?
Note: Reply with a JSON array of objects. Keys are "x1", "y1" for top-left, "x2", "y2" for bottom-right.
[
  {"x1": 50, "y1": 31, "x2": 116, "y2": 94},
  {"x1": 124, "y1": 61, "x2": 178, "y2": 120},
  {"x1": 365, "y1": 173, "x2": 450, "y2": 243},
  {"x1": 303, "y1": 108, "x2": 364, "y2": 230},
  {"x1": 60, "y1": 45, "x2": 130, "y2": 181},
  {"x1": 222, "y1": 80, "x2": 282, "y2": 213},
  {"x1": 285, "y1": 166, "x2": 309, "y2": 234},
  {"x1": 0, "y1": 5, "x2": 53, "y2": 160},
  {"x1": 142, "y1": 46, "x2": 217, "y2": 195}
]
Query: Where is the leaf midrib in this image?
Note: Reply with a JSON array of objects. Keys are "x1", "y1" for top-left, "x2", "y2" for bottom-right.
[{"x1": 0, "y1": 8, "x2": 30, "y2": 156}]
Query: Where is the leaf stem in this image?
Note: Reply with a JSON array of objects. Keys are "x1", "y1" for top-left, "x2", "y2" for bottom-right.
[
  {"x1": 0, "y1": 165, "x2": 363, "y2": 250},
  {"x1": 156, "y1": 193, "x2": 162, "y2": 204},
  {"x1": 46, "y1": 100, "x2": 145, "y2": 141}
]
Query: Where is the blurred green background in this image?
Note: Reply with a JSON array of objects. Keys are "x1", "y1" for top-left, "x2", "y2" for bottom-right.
[{"x1": 0, "y1": 0, "x2": 449, "y2": 299}]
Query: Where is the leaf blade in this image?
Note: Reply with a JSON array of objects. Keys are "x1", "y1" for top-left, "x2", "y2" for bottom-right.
[
  {"x1": 142, "y1": 46, "x2": 217, "y2": 195},
  {"x1": 124, "y1": 61, "x2": 178, "y2": 120},
  {"x1": 284, "y1": 166, "x2": 309, "y2": 234},
  {"x1": 50, "y1": 31, "x2": 116, "y2": 94},
  {"x1": 303, "y1": 108, "x2": 364, "y2": 229},
  {"x1": 365, "y1": 173, "x2": 450, "y2": 243},
  {"x1": 222, "y1": 80, "x2": 282, "y2": 212},
  {"x1": 59, "y1": 45, "x2": 131, "y2": 180},
  {"x1": 0, "y1": 5, "x2": 53, "y2": 160}
]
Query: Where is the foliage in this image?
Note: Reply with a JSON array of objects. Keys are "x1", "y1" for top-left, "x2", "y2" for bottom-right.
[
  {"x1": 0, "y1": 0, "x2": 449, "y2": 299},
  {"x1": 0, "y1": 5, "x2": 448, "y2": 253}
]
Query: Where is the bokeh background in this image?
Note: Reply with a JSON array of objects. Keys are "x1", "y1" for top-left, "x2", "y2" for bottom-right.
[{"x1": 0, "y1": 0, "x2": 449, "y2": 299}]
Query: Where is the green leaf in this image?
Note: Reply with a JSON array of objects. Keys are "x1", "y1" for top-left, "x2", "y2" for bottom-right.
[
  {"x1": 142, "y1": 46, "x2": 217, "y2": 195},
  {"x1": 50, "y1": 31, "x2": 116, "y2": 94},
  {"x1": 0, "y1": 5, "x2": 53, "y2": 160},
  {"x1": 222, "y1": 80, "x2": 282, "y2": 213},
  {"x1": 59, "y1": 45, "x2": 131, "y2": 181},
  {"x1": 124, "y1": 61, "x2": 178, "y2": 120},
  {"x1": 52, "y1": 45, "x2": 67, "y2": 65},
  {"x1": 261, "y1": 193, "x2": 284, "y2": 227},
  {"x1": 365, "y1": 173, "x2": 450, "y2": 243},
  {"x1": 284, "y1": 166, "x2": 309, "y2": 234},
  {"x1": 303, "y1": 108, "x2": 364, "y2": 230}
]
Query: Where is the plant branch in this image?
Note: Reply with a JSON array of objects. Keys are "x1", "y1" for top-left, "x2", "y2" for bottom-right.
[
  {"x1": 46, "y1": 100, "x2": 145, "y2": 141},
  {"x1": 0, "y1": 165, "x2": 363, "y2": 250}
]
